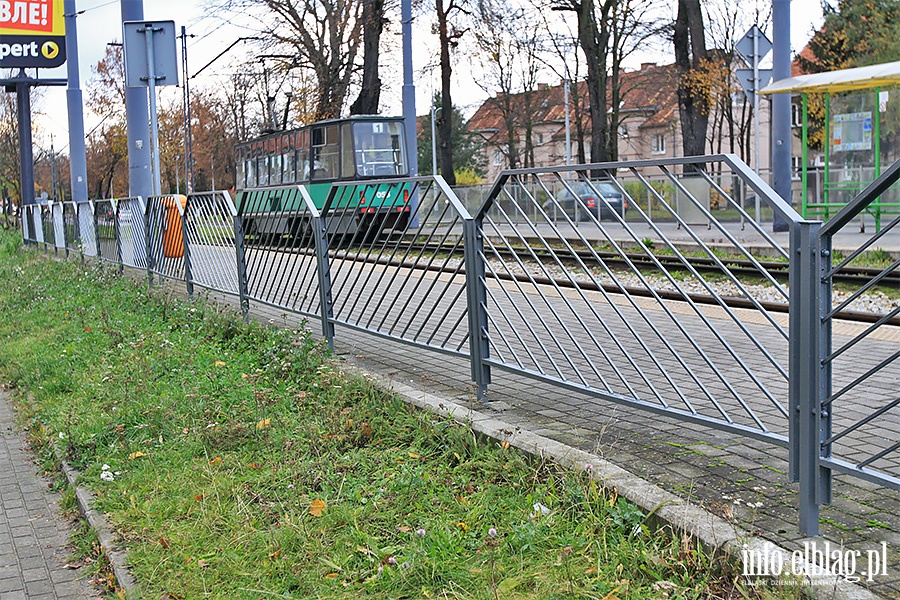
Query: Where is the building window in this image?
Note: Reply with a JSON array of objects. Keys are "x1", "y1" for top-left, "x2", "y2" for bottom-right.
[
  {"x1": 536, "y1": 133, "x2": 544, "y2": 145},
  {"x1": 791, "y1": 155, "x2": 802, "y2": 180},
  {"x1": 791, "y1": 102, "x2": 802, "y2": 128},
  {"x1": 652, "y1": 133, "x2": 666, "y2": 154},
  {"x1": 493, "y1": 150, "x2": 503, "y2": 166}
]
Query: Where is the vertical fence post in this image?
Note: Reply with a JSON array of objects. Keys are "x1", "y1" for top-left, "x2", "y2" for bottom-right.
[
  {"x1": 145, "y1": 199, "x2": 155, "y2": 288},
  {"x1": 114, "y1": 201, "x2": 124, "y2": 275},
  {"x1": 790, "y1": 220, "x2": 826, "y2": 536},
  {"x1": 93, "y1": 204, "x2": 101, "y2": 259},
  {"x1": 817, "y1": 230, "x2": 833, "y2": 509},
  {"x1": 233, "y1": 212, "x2": 251, "y2": 323},
  {"x1": 463, "y1": 214, "x2": 491, "y2": 401},
  {"x1": 181, "y1": 197, "x2": 195, "y2": 300},
  {"x1": 313, "y1": 213, "x2": 335, "y2": 350}
]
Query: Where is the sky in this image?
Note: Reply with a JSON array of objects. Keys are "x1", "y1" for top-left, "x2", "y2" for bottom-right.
[{"x1": 25, "y1": 0, "x2": 828, "y2": 154}]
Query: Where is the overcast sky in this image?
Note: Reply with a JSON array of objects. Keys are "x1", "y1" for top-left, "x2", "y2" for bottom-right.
[{"x1": 28, "y1": 0, "x2": 827, "y2": 152}]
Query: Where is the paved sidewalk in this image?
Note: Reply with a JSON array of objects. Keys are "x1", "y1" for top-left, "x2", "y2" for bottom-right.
[{"x1": 0, "y1": 390, "x2": 98, "y2": 600}]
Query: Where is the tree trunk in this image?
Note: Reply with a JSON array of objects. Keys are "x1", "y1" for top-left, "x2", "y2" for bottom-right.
[
  {"x1": 436, "y1": 0, "x2": 456, "y2": 185},
  {"x1": 350, "y1": 0, "x2": 383, "y2": 115},
  {"x1": 674, "y1": 0, "x2": 708, "y2": 157}
]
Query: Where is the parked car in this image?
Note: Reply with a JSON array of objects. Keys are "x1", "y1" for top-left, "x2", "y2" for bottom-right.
[{"x1": 543, "y1": 182, "x2": 627, "y2": 221}]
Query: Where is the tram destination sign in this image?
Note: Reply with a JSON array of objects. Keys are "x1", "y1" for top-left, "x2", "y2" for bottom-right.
[{"x1": 0, "y1": 0, "x2": 66, "y2": 68}]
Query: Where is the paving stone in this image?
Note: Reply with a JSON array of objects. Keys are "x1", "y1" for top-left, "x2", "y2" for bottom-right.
[{"x1": 0, "y1": 394, "x2": 98, "y2": 599}]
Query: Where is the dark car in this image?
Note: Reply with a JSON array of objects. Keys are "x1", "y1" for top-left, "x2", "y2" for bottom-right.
[{"x1": 543, "y1": 182, "x2": 627, "y2": 221}]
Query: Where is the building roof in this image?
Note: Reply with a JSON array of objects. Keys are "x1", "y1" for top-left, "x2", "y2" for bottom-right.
[
  {"x1": 762, "y1": 60, "x2": 900, "y2": 95},
  {"x1": 466, "y1": 62, "x2": 681, "y2": 143}
]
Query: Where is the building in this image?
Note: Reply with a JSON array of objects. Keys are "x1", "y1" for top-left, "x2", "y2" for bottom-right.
[{"x1": 467, "y1": 61, "x2": 772, "y2": 183}]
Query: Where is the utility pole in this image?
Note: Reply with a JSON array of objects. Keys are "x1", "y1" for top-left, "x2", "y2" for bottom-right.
[
  {"x1": 121, "y1": 0, "x2": 153, "y2": 198},
  {"x1": 64, "y1": 0, "x2": 89, "y2": 202},
  {"x1": 181, "y1": 26, "x2": 194, "y2": 193},
  {"x1": 401, "y1": 0, "x2": 417, "y2": 178},
  {"x1": 771, "y1": 0, "x2": 792, "y2": 232}
]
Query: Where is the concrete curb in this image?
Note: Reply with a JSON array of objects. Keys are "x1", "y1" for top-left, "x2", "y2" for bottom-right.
[
  {"x1": 369, "y1": 372, "x2": 880, "y2": 600},
  {"x1": 55, "y1": 451, "x2": 140, "y2": 598}
]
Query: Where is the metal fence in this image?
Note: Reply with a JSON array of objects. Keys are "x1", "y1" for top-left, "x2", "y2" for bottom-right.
[{"x1": 22, "y1": 154, "x2": 900, "y2": 538}]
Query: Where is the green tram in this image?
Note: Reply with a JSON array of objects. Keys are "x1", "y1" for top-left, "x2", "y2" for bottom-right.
[{"x1": 235, "y1": 115, "x2": 412, "y2": 242}]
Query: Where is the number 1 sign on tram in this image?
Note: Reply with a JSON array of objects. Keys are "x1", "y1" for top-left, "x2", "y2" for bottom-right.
[{"x1": 0, "y1": 0, "x2": 66, "y2": 68}]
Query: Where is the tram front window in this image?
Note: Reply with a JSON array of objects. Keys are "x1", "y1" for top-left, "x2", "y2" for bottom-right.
[{"x1": 353, "y1": 121, "x2": 407, "y2": 177}]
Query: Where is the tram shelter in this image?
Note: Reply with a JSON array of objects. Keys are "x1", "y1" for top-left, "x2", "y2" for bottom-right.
[{"x1": 761, "y1": 60, "x2": 900, "y2": 230}]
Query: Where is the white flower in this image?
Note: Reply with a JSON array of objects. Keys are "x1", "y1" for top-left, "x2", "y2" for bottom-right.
[
  {"x1": 100, "y1": 471, "x2": 115, "y2": 482},
  {"x1": 102, "y1": 464, "x2": 111, "y2": 471}
]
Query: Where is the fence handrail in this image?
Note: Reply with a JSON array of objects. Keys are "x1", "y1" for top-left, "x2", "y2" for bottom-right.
[{"x1": 820, "y1": 158, "x2": 900, "y2": 237}]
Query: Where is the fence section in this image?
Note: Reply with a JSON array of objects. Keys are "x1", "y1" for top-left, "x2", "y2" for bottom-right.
[
  {"x1": 322, "y1": 177, "x2": 472, "y2": 358},
  {"x1": 145, "y1": 195, "x2": 187, "y2": 284},
  {"x1": 183, "y1": 192, "x2": 240, "y2": 296},
  {"x1": 51, "y1": 203, "x2": 65, "y2": 252},
  {"x1": 116, "y1": 198, "x2": 148, "y2": 269},
  {"x1": 76, "y1": 201, "x2": 97, "y2": 257},
  {"x1": 476, "y1": 156, "x2": 801, "y2": 446},
  {"x1": 94, "y1": 199, "x2": 119, "y2": 264},
  {"x1": 236, "y1": 186, "x2": 323, "y2": 319},
  {"x1": 62, "y1": 202, "x2": 80, "y2": 256},
  {"x1": 815, "y1": 161, "x2": 900, "y2": 494}
]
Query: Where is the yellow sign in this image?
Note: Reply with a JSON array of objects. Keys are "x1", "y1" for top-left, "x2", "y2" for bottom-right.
[{"x1": 0, "y1": 0, "x2": 66, "y2": 67}]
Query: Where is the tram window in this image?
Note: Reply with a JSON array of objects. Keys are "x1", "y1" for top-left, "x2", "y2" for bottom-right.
[
  {"x1": 352, "y1": 121, "x2": 407, "y2": 177},
  {"x1": 256, "y1": 156, "x2": 269, "y2": 186},
  {"x1": 283, "y1": 150, "x2": 295, "y2": 183},
  {"x1": 341, "y1": 124, "x2": 355, "y2": 178},
  {"x1": 297, "y1": 130, "x2": 310, "y2": 182},
  {"x1": 311, "y1": 125, "x2": 339, "y2": 180}
]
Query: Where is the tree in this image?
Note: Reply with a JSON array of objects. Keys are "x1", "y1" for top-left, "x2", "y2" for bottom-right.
[
  {"x1": 796, "y1": 0, "x2": 900, "y2": 151},
  {"x1": 435, "y1": 0, "x2": 469, "y2": 185},
  {"x1": 417, "y1": 94, "x2": 484, "y2": 178},
  {"x1": 674, "y1": 0, "x2": 709, "y2": 157},
  {"x1": 349, "y1": 0, "x2": 385, "y2": 115},
  {"x1": 213, "y1": 0, "x2": 363, "y2": 121},
  {"x1": 84, "y1": 45, "x2": 129, "y2": 198},
  {"x1": 0, "y1": 89, "x2": 20, "y2": 205}
]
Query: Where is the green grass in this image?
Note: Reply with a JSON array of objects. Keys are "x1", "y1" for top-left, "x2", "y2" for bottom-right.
[{"x1": 0, "y1": 230, "x2": 801, "y2": 599}]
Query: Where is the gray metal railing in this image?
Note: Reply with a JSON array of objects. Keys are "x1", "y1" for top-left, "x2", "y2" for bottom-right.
[
  {"x1": 803, "y1": 160, "x2": 900, "y2": 533},
  {"x1": 26, "y1": 154, "x2": 900, "y2": 538}
]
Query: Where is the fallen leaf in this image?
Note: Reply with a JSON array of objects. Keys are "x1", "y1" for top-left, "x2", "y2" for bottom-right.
[
  {"x1": 194, "y1": 494, "x2": 204, "y2": 502},
  {"x1": 500, "y1": 441, "x2": 510, "y2": 450},
  {"x1": 83, "y1": 327, "x2": 92, "y2": 332},
  {"x1": 209, "y1": 456, "x2": 222, "y2": 466},
  {"x1": 324, "y1": 572, "x2": 339, "y2": 579},
  {"x1": 214, "y1": 361, "x2": 226, "y2": 367},
  {"x1": 63, "y1": 563, "x2": 82, "y2": 570},
  {"x1": 256, "y1": 418, "x2": 271, "y2": 430},
  {"x1": 127, "y1": 451, "x2": 146, "y2": 460},
  {"x1": 456, "y1": 521, "x2": 468, "y2": 532},
  {"x1": 408, "y1": 452, "x2": 421, "y2": 459},
  {"x1": 159, "y1": 537, "x2": 170, "y2": 549},
  {"x1": 198, "y1": 559, "x2": 210, "y2": 568},
  {"x1": 310, "y1": 498, "x2": 326, "y2": 517},
  {"x1": 396, "y1": 526, "x2": 411, "y2": 532}
]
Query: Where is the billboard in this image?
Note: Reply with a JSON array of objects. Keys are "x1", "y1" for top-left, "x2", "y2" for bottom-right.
[{"x1": 0, "y1": 0, "x2": 66, "y2": 68}]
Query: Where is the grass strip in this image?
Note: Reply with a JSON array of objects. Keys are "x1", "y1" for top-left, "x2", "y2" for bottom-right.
[{"x1": 0, "y1": 231, "x2": 798, "y2": 599}]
